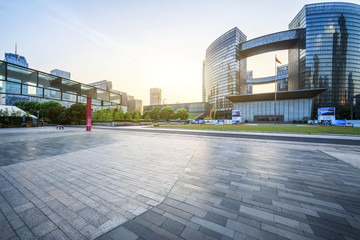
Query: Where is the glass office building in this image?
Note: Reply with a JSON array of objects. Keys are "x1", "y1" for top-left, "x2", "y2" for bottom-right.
[
  {"x1": 206, "y1": 2, "x2": 360, "y2": 120},
  {"x1": 289, "y1": 2, "x2": 360, "y2": 113},
  {"x1": 0, "y1": 60, "x2": 121, "y2": 107},
  {"x1": 203, "y1": 27, "x2": 247, "y2": 117}
]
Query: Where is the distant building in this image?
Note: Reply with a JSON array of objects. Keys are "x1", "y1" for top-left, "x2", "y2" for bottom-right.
[
  {"x1": 202, "y1": 61, "x2": 206, "y2": 102},
  {"x1": 88, "y1": 80, "x2": 144, "y2": 113},
  {"x1": 50, "y1": 69, "x2": 70, "y2": 79},
  {"x1": 4, "y1": 53, "x2": 28, "y2": 68},
  {"x1": 1, "y1": 51, "x2": 31, "y2": 105},
  {"x1": 150, "y1": 88, "x2": 162, "y2": 105},
  {"x1": 128, "y1": 99, "x2": 143, "y2": 114}
]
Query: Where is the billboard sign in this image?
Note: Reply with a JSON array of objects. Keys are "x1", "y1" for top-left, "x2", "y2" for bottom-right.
[
  {"x1": 232, "y1": 110, "x2": 242, "y2": 124},
  {"x1": 318, "y1": 107, "x2": 335, "y2": 122}
]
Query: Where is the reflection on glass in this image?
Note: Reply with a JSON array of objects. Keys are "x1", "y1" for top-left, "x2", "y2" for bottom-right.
[
  {"x1": 62, "y1": 93, "x2": 77, "y2": 102},
  {"x1": 22, "y1": 85, "x2": 43, "y2": 97},
  {"x1": 0, "y1": 60, "x2": 122, "y2": 106},
  {"x1": 38, "y1": 73, "x2": 61, "y2": 91},
  {"x1": 7, "y1": 65, "x2": 37, "y2": 86},
  {"x1": 0, "y1": 62, "x2": 5, "y2": 80},
  {"x1": 44, "y1": 89, "x2": 61, "y2": 100}
]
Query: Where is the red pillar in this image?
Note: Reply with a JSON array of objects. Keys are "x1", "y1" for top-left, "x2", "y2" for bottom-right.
[{"x1": 86, "y1": 98, "x2": 92, "y2": 131}]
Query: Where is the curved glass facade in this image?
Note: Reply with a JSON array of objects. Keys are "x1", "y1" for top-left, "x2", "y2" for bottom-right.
[
  {"x1": 206, "y1": 2, "x2": 360, "y2": 119},
  {"x1": 289, "y1": 2, "x2": 360, "y2": 113},
  {"x1": 203, "y1": 27, "x2": 246, "y2": 115}
]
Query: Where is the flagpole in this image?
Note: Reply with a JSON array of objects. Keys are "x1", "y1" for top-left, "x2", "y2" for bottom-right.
[{"x1": 274, "y1": 55, "x2": 277, "y2": 125}]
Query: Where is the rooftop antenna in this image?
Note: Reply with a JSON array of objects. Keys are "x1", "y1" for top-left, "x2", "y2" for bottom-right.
[{"x1": 15, "y1": 42, "x2": 17, "y2": 54}]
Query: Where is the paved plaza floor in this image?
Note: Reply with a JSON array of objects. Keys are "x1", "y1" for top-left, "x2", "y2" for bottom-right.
[{"x1": 0, "y1": 127, "x2": 360, "y2": 240}]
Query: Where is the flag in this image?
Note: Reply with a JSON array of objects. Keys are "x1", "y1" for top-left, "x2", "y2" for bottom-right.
[{"x1": 275, "y1": 56, "x2": 281, "y2": 64}]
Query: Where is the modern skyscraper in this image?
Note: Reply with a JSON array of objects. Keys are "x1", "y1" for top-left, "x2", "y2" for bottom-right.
[
  {"x1": 202, "y1": 61, "x2": 206, "y2": 102},
  {"x1": 1, "y1": 49, "x2": 31, "y2": 105},
  {"x1": 205, "y1": 2, "x2": 360, "y2": 119},
  {"x1": 4, "y1": 43, "x2": 28, "y2": 68},
  {"x1": 150, "y1": 88, "x2": 162, "y2": 105},
  {"x1": 4, "y1": 53, "x2": 28, "y2": 68},
  {"x1": 203, "y1": 27, "x2": 247, "y2": 117},
  {"x1": 288, "y1": 2, "x2": 360, "y2": 112}
]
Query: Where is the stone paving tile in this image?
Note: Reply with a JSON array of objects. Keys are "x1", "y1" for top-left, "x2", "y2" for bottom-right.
[
  {"x1": 0, "y1": 128, "x2": 197, "y2": 239},
  {"x1": 18, "y1": 207, "x2": 48, "y2": 229},
  {"x1": 1, "y1": 127, "x2": 360, "y2": 239},
  {"x1": 31, "y1": 220, "x2": 57, "y2": 238},
  {"x1": 107, "y1": 226, "x2": 138, "y2": 240},
  {"x1": 161, "y1": 218, "x2": 186, "y2": 236},
  {"x1": 77, "y1": 207, "x2": 110, "y2": 228},
  {"x1": 96, "y1": 129, "x2": 360, "y2": 240},
  {"x1": 0, "y1": 210, "x2": 17, "y2": 239}
]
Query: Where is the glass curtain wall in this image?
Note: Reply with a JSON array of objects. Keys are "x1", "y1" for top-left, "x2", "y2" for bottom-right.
[
  {"x1": 0, "y1": 60, "x2": 121, "y2": 106},
  {"x1": 204, "y1": 27, "x2": 247, "y2": 114},
  {"x1": 289, "y1": 2, "x2": 360, "y2": 114}
]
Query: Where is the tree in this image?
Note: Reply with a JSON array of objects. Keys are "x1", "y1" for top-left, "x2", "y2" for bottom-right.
[
  {"x1": 14, "y1": 101, "x2": 26, "y2": 110},
  {"x1": 174, "y1": 108, "x2": 189, "y2": 120},
  {"x1": 93, "y1": 108, "x2": 114, "y2": 121},
  {"x1": 113, "y1": 107, "x2": 125, "y2": 120},
  {"x1": 149, "y1": 106, "x2": 161, "y2": 120},
  {"x1": 124, "y1": 111, "x2": 132, "y2": 120},
  {"x1": 58, "y1": 109, "x2": 71, "y2": 125},
  {"x1": 66, "y1": 103, "x2": 86, "y2": 124},
  {"x1": 160, "y1": 106, "x2": 174, "y2": 120},
  {"x1": 39, "y1": 101, "x2": 64, "y2": 123},
  {"x1": 14, "y1": 100, "x2": 42, "y2": 116},
  {"x1": 336, "y1": 106, "x2": 351, "y2": 119},
  {"x1": 142, "y1": 111, "x2": 150, "y2": 119},
  {"x1": 133, "y1": 109, "x2": 141, "y2": 121}
]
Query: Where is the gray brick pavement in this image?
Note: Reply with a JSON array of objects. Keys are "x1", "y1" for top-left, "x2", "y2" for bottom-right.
[{"x1": 0, "y1": 127, "x2": 360, "y2": 239}]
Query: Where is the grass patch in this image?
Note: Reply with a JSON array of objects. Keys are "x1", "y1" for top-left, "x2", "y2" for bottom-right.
[{"x1": 159, "y1": 124, "x2": 360, "y2": 135}]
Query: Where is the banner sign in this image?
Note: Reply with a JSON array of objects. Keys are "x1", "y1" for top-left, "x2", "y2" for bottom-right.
[
  {"x1": 318, "y1": 107, "x2": 335, "y2": 122},
  {"x1": 232, "y1": 110, "x2": 242, "y2": 124}
]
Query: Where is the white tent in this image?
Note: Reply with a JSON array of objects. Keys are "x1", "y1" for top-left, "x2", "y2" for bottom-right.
[{"x1": 0, "y1": 105, "x2": 38, "y2": 119}]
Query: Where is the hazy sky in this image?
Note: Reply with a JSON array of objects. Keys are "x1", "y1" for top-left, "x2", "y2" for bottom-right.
[{"x1": 1, "y1": 0, "x2": 357, "y2": 105}]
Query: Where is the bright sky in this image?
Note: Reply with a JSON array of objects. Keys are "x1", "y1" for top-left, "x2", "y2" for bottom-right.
[{"x1": 0, "y1": 0, "x2": 357, "y2": 105}]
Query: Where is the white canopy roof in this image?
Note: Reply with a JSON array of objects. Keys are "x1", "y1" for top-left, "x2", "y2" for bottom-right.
[{"x1": 0, "y1": 105, "x2": 38, "y2": 119}]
